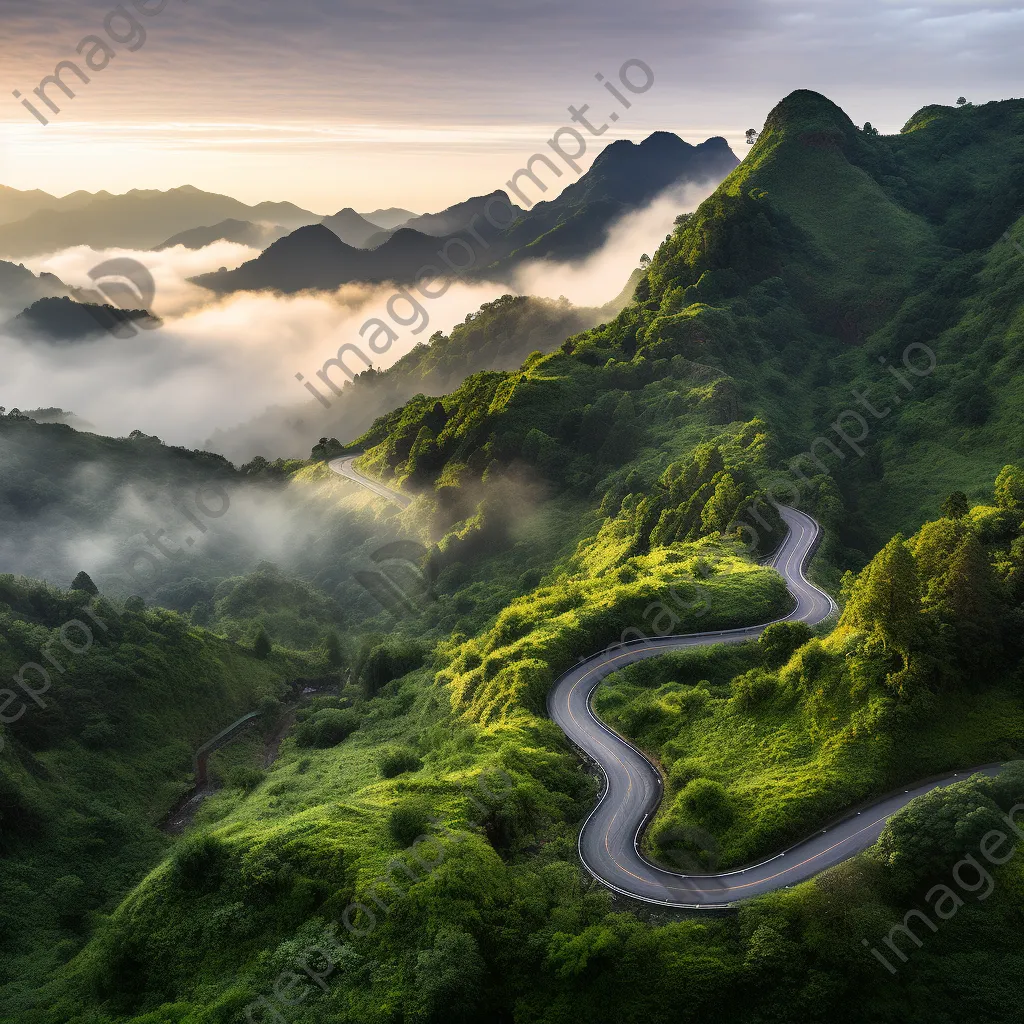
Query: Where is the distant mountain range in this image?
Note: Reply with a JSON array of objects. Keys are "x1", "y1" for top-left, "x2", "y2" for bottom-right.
[
  {"x1": 156, "y1": 219, "x2": 291, "y2": 251},
  {"x1": 0, "y1": 186, "x2": 321, "y2": 258},
  {"x1": 192, "y1": 134, "x2": 739, "y2": 295},
  {"x1": 361, "y1": 207, "x2": 419, "y2": 230}
]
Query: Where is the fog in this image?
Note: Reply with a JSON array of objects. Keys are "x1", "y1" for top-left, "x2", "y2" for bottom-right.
[
  {"x1": 5, "y1": 181, "x2": 714, "y2": 463},
  {"x1": 11, "y1": 245, "x2": 507, "y2": 451},
  {"x1": 0, "y1": 430, "x2": 408, "y2": 621},
  {"x1": 509, "y1": 180, "x2": 717, "y2": 306}
]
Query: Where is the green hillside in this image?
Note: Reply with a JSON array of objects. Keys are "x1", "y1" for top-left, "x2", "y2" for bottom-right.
[{"x1": 5, "y1": 91, "x2": 1024, "y2": 1024}]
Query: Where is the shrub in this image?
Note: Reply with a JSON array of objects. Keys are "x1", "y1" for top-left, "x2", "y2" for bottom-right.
[
  {"x1": 731, "y1": 668, "x2": 779, "y2": 709},
  {"x1": 758, "y1": 621, "x2": 813, "y2": 668},
  {"x1": 362, "y1": 639, "x2": 426, "y2": 696},
  {"x1": 295, "y1": 708, "x2": 360, "y2": 748},
  {"x1": 680, "y1": 778, "x2": 734, "y2": 831},
  {"x1": 227, "y1": 766, "x2": 265, "y2": 792},
  {"x1": 379, "y1": 746, "x2": 423, "y2": 778},
  {"x1": 171, "y1": 832, "x2": 228, "y2": 891},
  {"x1": 389, "y1": 796, "x2": 433, "y2": 847}
]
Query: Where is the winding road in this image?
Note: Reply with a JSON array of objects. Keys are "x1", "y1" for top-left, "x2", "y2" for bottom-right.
[
  {"x1": 329, "y1": 455, "x2": 413, "y2": 508},
  {"x1": 329, "y1": 462, "x2": 1007, "y2": 908}
]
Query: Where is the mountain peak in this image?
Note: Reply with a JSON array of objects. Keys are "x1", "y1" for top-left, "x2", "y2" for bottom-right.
[{"x1": 762, "y1": 90, "x2": 858, "y2": 139}]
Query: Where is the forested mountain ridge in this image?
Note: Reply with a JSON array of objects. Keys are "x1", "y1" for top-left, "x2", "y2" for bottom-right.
[{"x1": 347, "y1": 91, "x2": 1024, "y2": 556}]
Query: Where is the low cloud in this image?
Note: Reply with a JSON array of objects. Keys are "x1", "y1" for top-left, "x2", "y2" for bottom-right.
[
  {"x1": 4, "y1": 182, "x2": 709, "y2": 460},
  {"x1": 509, "y1": 180, "x2": 717, "y2": 307}
]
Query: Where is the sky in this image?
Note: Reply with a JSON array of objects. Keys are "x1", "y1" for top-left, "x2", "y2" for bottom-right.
[{"x1": 0, "y1": 0, "x2": 1023, "y2": 213}]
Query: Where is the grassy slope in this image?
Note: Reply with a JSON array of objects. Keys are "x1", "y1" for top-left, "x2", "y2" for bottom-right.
[{"x1": 0, "y1": 579, "x2": 294, "y2": 1011}]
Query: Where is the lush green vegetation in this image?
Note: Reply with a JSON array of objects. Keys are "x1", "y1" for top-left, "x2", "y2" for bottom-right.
[
  {"x1": 5, "y1": 90, "x2": 1024, "y2": 1024},
  {"x1": 597, "y1": 468, "x2": 1024, "y2": 869}
]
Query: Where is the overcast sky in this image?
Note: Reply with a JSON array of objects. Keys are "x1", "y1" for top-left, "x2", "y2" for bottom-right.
[{"x1": 1, "y1": 0, "x2": 1022, "y2": 213}]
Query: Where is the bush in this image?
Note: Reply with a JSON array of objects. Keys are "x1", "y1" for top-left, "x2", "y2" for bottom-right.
[
  {"x1": 758, "y1": 621, "x2": 813, "y2": 668},
  {"x1": 379, "y1": 746, "x2": 423, "y2": 778},
  {"x1": 362, "y1": 638, "x2": 426, "y2": 696},
  {"x1": 680, "y1": 778, "x2": 734, "y2": 831},
  {"x1": 295, "y1": 708, "x2": 360, "y2": 748},
  {"x1": 389, "y1": 796, "x2": 433, "y2": 847},
  {"x1": 731, "y1": 668, "x2": 779, "y2": 709},
  {"x1": 171, "y1": 832, "x2": 228, "y2": 891},
  {"x1": 227, "y1": 766, "x2": 265, "y2": 792}
]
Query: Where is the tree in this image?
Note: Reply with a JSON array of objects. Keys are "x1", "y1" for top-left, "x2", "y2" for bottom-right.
[
  {"x1": 839, "y1": 535, "x2": 923, "y2": 656},
  {"x1": 411, "y1": 926, "x2": 485, "y2": 1023},
  {"x1": 253, "y1": 628, "x2": 272, "y2": 660},
  {"x1": 862, "y1": 122, "x2": 879, "y2": 136},
  {"x1": 70, "y1": 571, "x2": 98, "y2": 596},
  {"x1": 700, "y1": 472, "x2": 744, "y2": 535},
  {"x1": 941, "y1": 491, "x2": 970, "y2": 519},
  {"x1": 956, "y1": 96, "x2": 967, "y2": 107},
  {"x1": 994, "y1": 464, "x2": 1024, "y2": 511},
  {"x1": 924, "y1": 532, "x2": 1003, "y2": 668},
  {"x1": 321, "y1": 629, "x2": 344, "y2": 668},
  {"x1": 745, "y1": 128, "x2": 759, "y2": 145}
]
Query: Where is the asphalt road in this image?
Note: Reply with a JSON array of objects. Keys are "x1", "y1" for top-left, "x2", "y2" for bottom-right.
[
  {"x1": 327, "y1": 465, "x2": 1005, "y2": 907},
  {"x1": 547, "y1": 506, "x2": 1002, "y2": 907},
  {"x1": 328, "y1": 455, "x2": 413, "y2": 508}
]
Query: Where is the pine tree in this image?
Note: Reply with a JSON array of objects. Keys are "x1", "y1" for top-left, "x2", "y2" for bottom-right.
[
  {"x1": 839, "y1": 535, "x2": 923, "y2": 654},
  {"x1": 322, "y1": 630, "x2": 344, "y2": 668}
]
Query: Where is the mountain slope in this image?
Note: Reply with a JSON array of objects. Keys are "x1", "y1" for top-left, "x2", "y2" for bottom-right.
[
  {"x1": 205, "y1": 293, "x2": 609, "y2": 461},
  {"x1": 361, "y1": 206, "x2": 418, "y2": 229},
  {"x1": 5, "y1": 296, "x2": 160, "y2": 342},
  {"x1": 0, "y1": 259, "x2": 68, "y2": 313}
]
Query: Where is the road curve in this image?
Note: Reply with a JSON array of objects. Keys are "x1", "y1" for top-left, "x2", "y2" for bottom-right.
[
  {"x1": 325, "y1": 464, "x2": 1006, "y2": 907},
  {"x1": 329, "y1": 455, "x2": 412, "y2": 509},
  {"x1": 547, "y1": 506, "x2": 1001, "y2": 907}
]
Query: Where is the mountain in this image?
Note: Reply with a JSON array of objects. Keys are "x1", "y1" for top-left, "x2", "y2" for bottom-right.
[
  {"x1": 204, "y1": 292, "x2": 610, "y2": 461},
  {"x1": 402, "y1": 190, "x2": 524, "y2": 237},
  {"x1": 361, "y1": 206, "x2": 418, "y2": 229},
  {"x1": 489, "y1": 132, "x2": 738, "y2": 267},
  {"x1": 350, "y1": 90, "x2": 1024, "y2": 553},
  {"x1": 320, "y1": 207, "x2": 389, "y2": 247},
  {"x1": 0, "y1": 185, "x2": 321, "y2": 258},
  {"x1": 0, "y1": 258, "x2": 68, "y2": 312},
  {"x1": 155, "y1": 218, "x2": 290, "y2": 250},
  {"x1": 190, "y1": 135, "x2": 737, "y2": 295},
  {"x1": 191, "y1": 222, "x2": 494, "y2": 294},
  {"x1": 5, "y1": 295, "x2": 160, "y2": 341}
]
